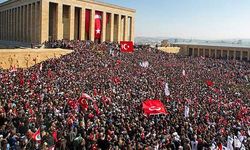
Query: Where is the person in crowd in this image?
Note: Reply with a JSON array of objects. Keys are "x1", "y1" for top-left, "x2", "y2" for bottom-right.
[{"x1": 0, "y1": 39, "x2": 249, "y2": 149}]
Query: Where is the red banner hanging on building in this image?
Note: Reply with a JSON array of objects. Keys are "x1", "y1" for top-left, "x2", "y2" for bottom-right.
[
  {"x1": 95, "y1": 11, "x2": 102, "y2": 39},
  {"x1": 85, "y1": 9, "x2": 91, "y2": 39}
]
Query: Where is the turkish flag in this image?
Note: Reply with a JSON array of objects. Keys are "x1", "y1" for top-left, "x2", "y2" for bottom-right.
[
  {"x1": 78, "y1": 97, "x2": 88, "y2": 110},
  {"x1": 142, "y1": 99, "x2": 167, "y2": 116},
  {"x1": 120, "y1": 41, "x2": 134, "y2": 53},
  {"x1": 32, "y1": 128, "x2": 41, "y2": 142},
  {"x1": 205, "y1": 80, "x2": 214, "y2": 86},
  {"x1": 67, "y1": 99, "x2": 77, "y2": 109},
  {"x1": 95, "y1": 11, "x2": 102, "y2": 39}
]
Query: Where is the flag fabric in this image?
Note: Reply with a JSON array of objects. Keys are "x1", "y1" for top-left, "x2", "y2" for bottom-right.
[
  {"x1": 140, "y1": 61, "x2": 149, "y2": 68},
  {"x1": 85, "y1": 9, "x2": 91, "y2": 38},
  {"x1": 182, "y1": 69, "x2": 186, "y2": 76},
  {"x1": 164, "y1": 83, "x2": 170, "y2": 96},
  {"x1": 113, "y1": 77, "x2": 121, "y2": 85},
  {"x1": 67, "y1": 99, "x2": 78, "y2": 109},
  {"x1": 142, "y1": 99, "x2": 167, "y2": 116},
  {"x1": 32, "y1": 128, "x2": 41, "y2": 142},
  {"x1": 120, "y1": 41, "x2": 134, "y2": 53},
  {"x1": 95, "y1": 11, "x2": 102, "y2": 39},
  {"x1": 93, "y1": 102, "x2": 100, "y2": 115},
  {"x1": 52, "y1": 131, "x2": 58, "y2": 142},
  {"x1": 206, "y1": 80, "x2": 214, "y2": 86},
  {"x1": 184, "y1": 105, "x2": 189, "y2": 118},
  {"x1": 39, "y1": 63, "x2": 43, "y2": 71},
  {"x1": 82, "y1": 93, "x2": 93, "y2": 101},
  {"x1": 78, "y1": 97, "x2": 88, "y2": 110}
]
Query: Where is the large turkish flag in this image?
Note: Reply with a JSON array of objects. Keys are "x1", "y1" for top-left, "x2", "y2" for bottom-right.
[
  {"x1": 95, "y1": 11, "x2": 102, "y2": 39},
  {"x1": 142, "y1": 99, "x2": 167, "y2": 116},
  {"x1": 120, "y1": 41, "x2": 134, "y2": 53}
]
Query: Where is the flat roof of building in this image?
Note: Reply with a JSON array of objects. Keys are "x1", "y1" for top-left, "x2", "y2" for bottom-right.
[{"x1": 0, "y1": 0, "x2": 136, "y2": 12}]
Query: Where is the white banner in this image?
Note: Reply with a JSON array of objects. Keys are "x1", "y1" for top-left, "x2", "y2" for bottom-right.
[{"x1": 164, "y1": 83, "x2": 170, "y2": 96}]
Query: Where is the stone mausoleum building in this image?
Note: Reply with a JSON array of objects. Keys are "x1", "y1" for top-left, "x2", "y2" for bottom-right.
[{"x1": 0, "y1": 0, "x2": 135, "y2": 44}]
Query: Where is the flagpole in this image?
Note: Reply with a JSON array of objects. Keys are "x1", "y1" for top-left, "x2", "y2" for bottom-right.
[{"x1": 24, "y1": 138, "x2": 32, "y2": 149}]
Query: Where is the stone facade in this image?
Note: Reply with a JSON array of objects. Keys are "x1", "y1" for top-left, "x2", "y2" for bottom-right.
[
  {"x1": 173, "y1": 43, "x2": 250, "y2": 61},
  {"x1": 0, "y1": 0, "x2": 135, "y2": 44}
]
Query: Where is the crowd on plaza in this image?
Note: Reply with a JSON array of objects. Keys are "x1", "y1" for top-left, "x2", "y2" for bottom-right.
[{"x1": 0, "y1": 40, "x2": 250, "y2": 150}]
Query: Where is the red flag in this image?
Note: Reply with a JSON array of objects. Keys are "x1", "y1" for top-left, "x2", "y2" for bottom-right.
[
  {"x1": 20, "y1": 76, "x2": 24, "y2": 86},
  {"x1": 48, "y1": 69, "x2": 52, "y2": 78},
  {"x1": 142, "y1": 99, "x2": 167, "y2": 116},
  {"x1": 52, "y1": 131, "x2": 58, "y2": 142},
  {"x1": 81, "y1": 93, "x2": 94, "y2": 101},
  {"x1": 67, "y1": 99, "x2": 77, "y2": 109},
  {"x1": 205, "y1": 80, "x2": 214, "y2": 86},
  {"x1": 93, "y1": 102, "x2": 100, "y2": 115},
  {"x1": 32, "y1": 128, "x2": 41, "y2": 142},
  {"x1": 85, "y1": 9, "x2": 91, "y2": 39},
  {"x1": 95, "y1": 11, "x2": 102, "y2": 39},
  {"x1": 120, "y1": 41, "x2": 134, "y2": 53},
  {"x1": 112, "y1": 77, "x2": 121, "y2": 85},
  {"x1": 78, "y1": 97, "x2": 88, "y2": 110}
]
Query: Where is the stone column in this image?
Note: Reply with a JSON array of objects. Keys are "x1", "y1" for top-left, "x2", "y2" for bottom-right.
[
  {"x1": 15, "y1": 8, "x2": 18, "y2": 41},
  {"x1": 248, "y1": 51, "x2": 250, "y2": 61},
  {"x1": 25, "y1": 5, "x2": 29, "y2": 42},
  {"x1": 101, "y1": 11, "x2": 106, "y2": 42},
  {"x1": 227, "y1": 50, "x2": 229, "y2": 59},
  {"x1": 80, "y1": 7, "x2": 85, "y2": 41},
  {"x1": 240, "y1": 50, "x2": 243, "y2": 60},
  {"x1": 24, "y1": 5, "x2": 28, "y2": 42},
  {"x1": 6, "y1": 10, "x2": 9, "y2": 40},
  {"x1": 214, "y1": 49, "x2": 217, "y2": 58},
  {"x1": 203, "y1": 49, "x2": 205, "y2": 57},
  {"x1": 36, "y1": 2, "x2": 41, "y2": 43},
  {"x1": 19, "y1": 6, "x2": 23, "y2": 42},
  {"x1": 124, "y1": 15, "x2": 128, "y2": 41},
  {"x1": 32, "y1": 3, "x2": 36, "y2": 43},
  {"x1": 57, "y1": 3, "x2": 63, "y2": 40},
  {"x1": 22, "y1": 6, "x2": 26, "y2": 42},
  {"x1": 90, "y1": 9, "x2": 95, "y2": 41},
  {"x1": 27, "y1": 4, "x2": 30, "y2": 42},
  {"x1": 191, "y1": 49, "x2": 194, "y2": 57},
  {"x1": 0, "y1": 11, "x2": 2, "y2": 40},
  {"x1": 9, "y1": 9, "x2": 12, "y2": 41},
  {"x1": 12, "y1": 9, "x2": 15, "y2": 41},
  {"x1": 233, "y1": 50, "x2": 236, "y2": 60},
  {"x1": 117, "y1": 14, "x2": 121, "y2": 42},
  {"x1": 69, "y1": 5, "x2": 75, "y2": 40},
  {"x1": 29, "y1": 4, "x2": 33, "y2": 43},
  {"x1": 17, "y1": 7, "x2": 20, "y2": 41},
  {"x1": 208, "y1": 49, "x2": 211, "y2": 57},
  {"x1": 110, "y1": 13, "x2": 114, "y2": 42},
  {"x1": 40, "y1": 0, "x2": 49, "y2": 43}
]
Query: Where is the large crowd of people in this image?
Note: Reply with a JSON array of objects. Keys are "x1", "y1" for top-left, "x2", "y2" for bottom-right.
[{"x1": 0, "y1": 40, "x2": 249, "y2": 150}]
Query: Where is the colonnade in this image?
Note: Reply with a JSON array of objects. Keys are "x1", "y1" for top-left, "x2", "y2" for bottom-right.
[
  {"x1": 0, "y1": 1, "x2": 40, "y2": 43},
  {"x1": 0, "y1": 0, "x2": 135, "y2": 44},
  {"x1": 188, "y1": 47, "x2": 250, "y2": 61},
  {"x1": 43, "y1": 1, "x2": 135, "y2": 43}
]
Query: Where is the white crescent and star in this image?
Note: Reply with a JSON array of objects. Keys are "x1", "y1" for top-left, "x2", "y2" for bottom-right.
[
  {"x1": 122, "y1": 44, "x2": 130, "y2": 51},
  {"x1": 148, "y1": 106, "x2": 162, "y2": 111},
  {"x1": 96, "y1": 29, "x2": 101, "y2": 34}
]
